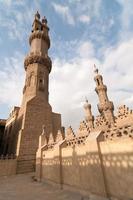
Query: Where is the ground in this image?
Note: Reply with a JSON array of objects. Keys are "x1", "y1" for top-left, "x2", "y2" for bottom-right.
[{"x1": 0, "y1": 173, "x2": 89, "y2": 200}]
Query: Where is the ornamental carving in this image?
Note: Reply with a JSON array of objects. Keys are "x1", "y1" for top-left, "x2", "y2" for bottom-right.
[
  {"x1": 117, "y1": 105, "x2": 132, "y2": 118},
  {"x1": 95, "y1": 115, "x2": 108, "y2": 127},
  {"x1": 65, "y1": 126, "x2": 75, "y2": 140},
  {"x1": 24, "y1": 54, "x2": 52, "y2": 72},
  {"x1": 29, "y1": 31, "x2": 50, "y2": 48}
]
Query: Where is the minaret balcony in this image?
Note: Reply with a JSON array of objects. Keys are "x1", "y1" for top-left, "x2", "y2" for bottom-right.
[
  {"x1": 24, "y1": 53, "x2": 52, "y2": 72},
  {"x1": 98, "y1": 101, "x2": 114, "y2": 113},
  {"x1": 95, "y1": 85, "x2": 107, "y2": 93}
]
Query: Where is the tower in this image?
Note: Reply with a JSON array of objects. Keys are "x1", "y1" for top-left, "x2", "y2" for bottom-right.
[
  {"x1": 94, "y1": 65, "x2": 114, "y2": 125},
  {"x1": 13, "y1": 12, "x2": 62, "y2": 173},
  {"x1": 84, "y1": 99, "x2": 94, "y2": 130},
  {"x1": 21, "y1": 12, "x2": 51, "y2": 107}
]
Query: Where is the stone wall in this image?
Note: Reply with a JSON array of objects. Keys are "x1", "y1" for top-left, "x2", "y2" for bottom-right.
[
  {"x1": 100, "y1": 139, "x2": 133, "y2": 200},
  {"x1": 0, "y1": 157, "x2": 17, "y2": 176},
  {"x1": 36, "y1": 134, "x2": 133, "y2": 200}
]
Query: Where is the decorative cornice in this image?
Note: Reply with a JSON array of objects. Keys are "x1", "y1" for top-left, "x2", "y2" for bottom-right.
[
  {"x1": 24, "y1": 54, "x2": 52, "y2": 73},
  {"x1": 29, "y1": 31, "x2": 50, "y2": 48}
]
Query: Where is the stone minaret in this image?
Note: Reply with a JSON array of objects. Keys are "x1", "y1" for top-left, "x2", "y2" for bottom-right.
[
  {"x1": 94, "y1": 65, "x2": 114, "y2": 125},
  {"x1": 21, "y1": 12, "x2": 51, "y2": 107},
  {"x1": 84, "y1": 99, "x2": 94, "y2": 130},
  {"x1": 15, "y1": 12, "x2": 62, "y2": 173}
]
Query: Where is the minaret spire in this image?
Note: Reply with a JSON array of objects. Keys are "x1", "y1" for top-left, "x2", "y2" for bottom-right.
[
  {"x1": 94, "y1": 65, "x2": 114, "y2": 125},
  {"x1": 84, "y1": 98, "x2": 94, "y2": 130}
]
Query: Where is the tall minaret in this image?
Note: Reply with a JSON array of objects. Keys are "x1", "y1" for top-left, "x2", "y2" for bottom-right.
[
  {"x1": 94, "y1": 65, "x2": 114, "y2": 125},
  {"x1": 21, "y1": 12, "x2": 51, "y2": 107},
  {"x1": 84, "y1": 99, "x2": 94, "y2": 130},
  {"x1": 15, "y1": 12, "x2": 62, "y2": 173}
]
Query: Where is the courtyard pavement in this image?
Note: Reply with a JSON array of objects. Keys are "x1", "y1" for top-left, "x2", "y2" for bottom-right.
[{"x1": 0, "y1": 173, "x2": 89, "y2": 200}]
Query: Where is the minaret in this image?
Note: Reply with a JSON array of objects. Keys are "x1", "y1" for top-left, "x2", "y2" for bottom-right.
[
  {"x1": 21, "y1": 12, "x2": 51, "y2": 107},
  {"x1": 94, "y1": 65, "x2": 114, "y2": 125},
  {"x1": 84, "y1": 99, "x2": 94, "y2": 130},
  {"x1": 15, "y1": 12, "x2": 62, "y2": 173}
]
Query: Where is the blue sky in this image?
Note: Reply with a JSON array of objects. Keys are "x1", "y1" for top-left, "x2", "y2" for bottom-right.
[{"x1": 0, "y1": 0, "x2": 133, "y2": 130}]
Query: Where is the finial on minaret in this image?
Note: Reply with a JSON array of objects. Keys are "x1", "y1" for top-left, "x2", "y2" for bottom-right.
[
  {"x1": 94, "y1": 64, "x2": 98, "y2": 74},
  {"x1": 84, "y1": 97, "x2": 90, "y2": 109},
  {"x1": 42, "y1": 16, "x2": 47, "y2": 24},
  {"x1": 85, "y1": 96, "x2": 88, "y2": 103},
  {"x1": 35, "y1": 11, "x2": 40, "y2": 20}
]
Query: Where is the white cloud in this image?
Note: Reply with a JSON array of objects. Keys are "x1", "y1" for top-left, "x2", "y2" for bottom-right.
[
  {"x1": 0, "y1": 0, "x2": 41, "y2": 41},
  {"x1": 0, "y1": 53, "x2": 24, "y2": 107},
  {"x1": 77, "y1": 41, "x2": 94, "y2": 58},
  {"x1": 116, "y1": 0, "x2": 133, "y2": 40},
  {"x1": 78, "y1": 15, "x2": 90, "y2": 24},
  {"x1": 51, "y1": 1, "x2": 102, "y2": 26},
  {"x1": 52, "y1": 3, "x2": 75, "y2": 25}
]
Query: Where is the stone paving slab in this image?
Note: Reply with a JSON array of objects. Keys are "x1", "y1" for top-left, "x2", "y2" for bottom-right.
[{"x1": 0, "y1": 173, "x2": 89, "y2": 200}]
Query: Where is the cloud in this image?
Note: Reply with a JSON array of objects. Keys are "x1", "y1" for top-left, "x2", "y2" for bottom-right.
[
  {"x1": 116, "y1": 0, "x2": 133, "y2": 40},
  {"x1": 52, "y1": 3, "x2": 75, "y2": 25},
  {"x1": 77, "y1": 41, "x2": 94, "y2": 58},
  {"x1": 0, "y1": 0, "x2": 41, "y2": 41},
  {"x1": 0, "y1": 53, "x2": 24, "y2": 107},
  {"x1": 78, "y1": 15, "x2": 91, "y2": 24}
]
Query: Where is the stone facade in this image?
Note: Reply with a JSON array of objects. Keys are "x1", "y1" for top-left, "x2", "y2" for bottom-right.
[{"x1": 0, "y1": 12, "x2": 62, "y2": 173}]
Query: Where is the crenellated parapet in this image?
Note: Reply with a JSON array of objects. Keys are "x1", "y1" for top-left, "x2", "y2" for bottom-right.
[
  {"x1": 115, "y1": 105, "x2": 133, "y2": 127},
  {"x1": 103, "y1": 124, "x2": 133, "y2": 140},
  {"x1": 55, "y1": 129, "x2": 64, "y2": 143},
  {"x1": 94, "y1": 115, "x2": 108, "y2": 129},
  {"x1": 77, "y1": 121, "x2": 89, "y2": 137},
  {"x1": 65, "y1": 126, "x2": 75, "y2": 140},
  {"x1": 6, "y1": 106, "x2": 20, "y2": 125}
]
